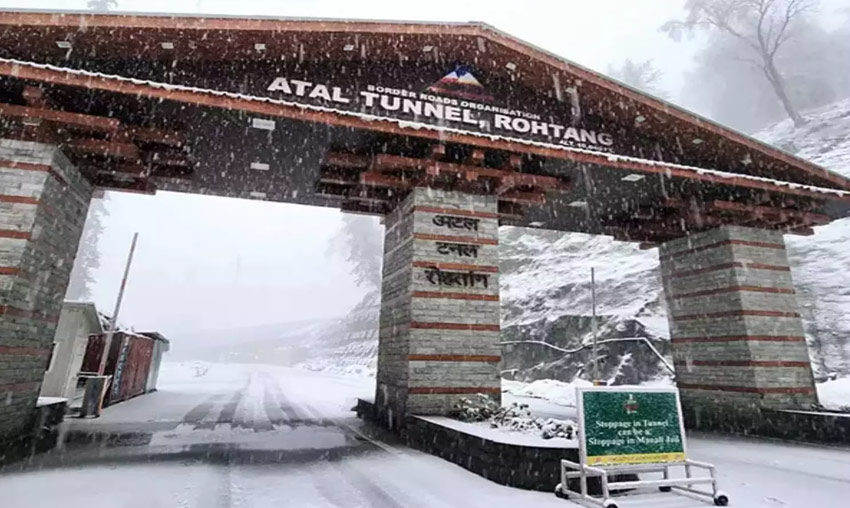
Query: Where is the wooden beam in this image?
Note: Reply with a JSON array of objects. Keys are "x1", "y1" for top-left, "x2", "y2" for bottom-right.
[
  {"x1": 605, "y1": 223, "x2": 692, "y2": 244},
  {"x1": 707, "y1": 200, "x2": 830, "y2": 226},
  {"x1": 360, "y1": 171, "x2": 415, "y2": 188},
  {"x1": 499, "y1": 190, "x2": 546, "y2": 204},
  {"x1": 0, "y1": 103, "x2": 120, "y2": 133},
  {"x1": 347, "y1": 194, "x2": 391, "y2": 205},
  {"x1": 147, "y1": 152, "x2": 190, "y2": 167},
  {"x1": 67, "y1": 139, "x2": 140, "y2": 160},
  {"x1": 467, "y1": 148, "x2": 485, "y2": 166},
  {"x1": 99, "y1": 164, "x2": 148, "y2": 176},
  {"x1": 127, "y1": 126, "x2": 184, "y2": 147},
  {"x1": 93, "y1": 175, "x2": 155, "y2": 195},
  {"x1": 430, "y1": 144, "x2": 446, "y2": 160},
  {"x1": 505, "y1": 154, "x2": 523, "y2": 171},
  {"x1": 324, "y1": 152, "x2": 369, "y2": 168},
  {"x1": 22, "y1": 86, "x2": 49, "y2": 108},
  {"x1": 371, "y1": 154, "x2": 567, "y2": 190},
  {"x1": 340, "y1": 201, "x2": 388, "y2": 216},
  {"x1": 786, "y1": 226, "x2": 814, "y2": 236},
  {"x1": 318, "y1": 176, "x2": 357, "y2": 187}
]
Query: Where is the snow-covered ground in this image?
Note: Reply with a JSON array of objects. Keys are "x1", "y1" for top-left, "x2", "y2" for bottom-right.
[
  {"x1": 3, "y1": 362, "x2": 847, "y2": 508},
  {"x1": 1, "y1": 362, "x2": 572, "y2": 508},
  {"x1": 817, "y1": 377, "x2": 850, "y2": 411}
]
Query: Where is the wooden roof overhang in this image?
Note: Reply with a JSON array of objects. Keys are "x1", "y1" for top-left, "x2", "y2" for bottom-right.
[{"x1": 0, "y1": 10, "x2": 848, "y2": 244}]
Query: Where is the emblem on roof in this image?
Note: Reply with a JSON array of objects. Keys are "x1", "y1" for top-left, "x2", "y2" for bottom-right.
[
  {"x1": 426, "y1": 65, "x2": 494, "y2": 102},
  {"x1": 624, "y1": 394, "x2": 639, "y2": 415}
]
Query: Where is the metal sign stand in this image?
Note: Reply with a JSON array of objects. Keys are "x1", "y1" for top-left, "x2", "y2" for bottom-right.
[{"x1": 555, "y1": 387, "x2": 728, "y2": 508}]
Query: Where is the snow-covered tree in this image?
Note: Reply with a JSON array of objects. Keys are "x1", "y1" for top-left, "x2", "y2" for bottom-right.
[
  {"x1": 66, "y1": 196, "x2": 109, "y2": 301},
  {"x1": 87, "y1": 0, "x2": 118, "y2": 11},
  {"x1": 663, "y1": 0, "x2": 816, "y2": 127},
  {"x1": 329, "y1": 214, "x2": 382, "y2": 291},
  {"x1": 606, "y1": 59, "x2": 669, "y2": 99}
]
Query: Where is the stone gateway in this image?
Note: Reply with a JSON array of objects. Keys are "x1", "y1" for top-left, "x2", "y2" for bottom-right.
[{"x1": 0, "y1": 10, "x2": 849, "y2": 446}]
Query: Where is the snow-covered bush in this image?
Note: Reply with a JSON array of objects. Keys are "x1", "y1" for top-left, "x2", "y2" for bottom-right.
[{"x1": 454, "y1": 395, "x2": 576, "y2": 440}]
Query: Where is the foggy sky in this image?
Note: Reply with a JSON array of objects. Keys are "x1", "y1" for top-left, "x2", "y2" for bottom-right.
[{"x1": 3, "y1": 0, "x2": 846, "y2": 342}]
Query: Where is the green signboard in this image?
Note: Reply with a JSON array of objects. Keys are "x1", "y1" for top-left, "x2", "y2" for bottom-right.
[{"x1": 577, "y1": 387, "x2": 686, "y2": 466}]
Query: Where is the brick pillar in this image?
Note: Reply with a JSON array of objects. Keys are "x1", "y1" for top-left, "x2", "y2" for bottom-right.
[
  {"x1": 0, "y1": 140, "x2": 92, "y2": 445},
  {"x1": 375, "y1": 188, "x2": 501, "y2": 429},
  {"x1": 660, "y1": 225, "x2": 817, "y2": 415}
]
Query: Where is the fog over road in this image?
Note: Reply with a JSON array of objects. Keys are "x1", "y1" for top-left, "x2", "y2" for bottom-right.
[{"x1": 1, "y1": 363, "x2": 847, "y2": 508}]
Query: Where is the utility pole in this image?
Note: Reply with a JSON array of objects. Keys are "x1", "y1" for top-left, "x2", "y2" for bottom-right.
[
  {"x1": 591, "y1": 267, "x2": 599, "y2": 384},
  {"x1": 98, "y1": 232, "x2": 139, "y2": 375}
]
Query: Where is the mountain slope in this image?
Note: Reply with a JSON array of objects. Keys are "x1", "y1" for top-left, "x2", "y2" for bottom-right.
[
  {"x1": 500, "y1": 98, "x2": 850, "y2": 383},
  {"x1": 756, "y1": 99, "x2": 850, "y2": 377}
]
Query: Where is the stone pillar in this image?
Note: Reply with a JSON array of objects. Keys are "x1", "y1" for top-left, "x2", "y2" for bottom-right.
[
  {"x1": 660, "y1": 225, "x2": 817, "y2": 415},
  {"x1": 0, "y1": 140, "x2": 92, "y2": 446},
  {"x1": 375, "y1": 188, "x2": 501, "y2": 429}
]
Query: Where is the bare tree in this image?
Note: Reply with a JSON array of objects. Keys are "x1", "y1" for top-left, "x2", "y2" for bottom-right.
[
  {"x1": 662, "y1": 0, "x2": 815, "y2": 127},
  {"x1": 607, "y1": 59, "x2": 670, "y2": 99},
  {"x1": 87, "y1": 0, "x2": 118, "y2": 11}
]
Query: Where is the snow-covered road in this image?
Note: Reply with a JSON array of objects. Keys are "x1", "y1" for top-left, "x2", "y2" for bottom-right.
[{"x1": 1, "y1": 362, "x2": 848, "y2": 508}]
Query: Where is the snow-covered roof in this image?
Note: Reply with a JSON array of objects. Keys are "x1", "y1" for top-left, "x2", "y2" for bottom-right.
[
  {"x1": 2, "y1": 57, "x2": 848, "y2": 204},
  {"x1": 2, "y1": 8, "x2": 847, "y2": 194},
  {"x1": 62, "y1": 301, "x2": 105, "y2": 335}
]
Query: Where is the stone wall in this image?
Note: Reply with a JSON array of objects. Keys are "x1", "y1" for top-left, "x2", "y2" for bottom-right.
[
  {"x1": 0, "y1": 140, "x2": 92, "y2": 446},
  {"x1": 684, "y1": 404, "x2": 850, "y2": 446},
  {"x1": 406, "y1": 415, "x2": 578, "y2": 491},
  {"x1": 375, "y1": 188, "x2": 501, "y2": 428},
  {"x1": 660, "y1": 226, "x2": 817, "y2": 412}
]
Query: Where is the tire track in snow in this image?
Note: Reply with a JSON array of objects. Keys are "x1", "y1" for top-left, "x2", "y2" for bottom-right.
[
  {"x1": 215, "y1": 465, "x2": 234, "y2": 508},
  {"x1": 215, "y1": 376, "x2": 251, "y2": 427},
  {"x1": 181, "y1": 393, "x2": 226, "y2": 427},
  {"x1": 330, "y1": 460, "x2": 410, "y2": 508},
  {"x1": 309, "y1": 463, "x2": 363, "y2": 508},
  {"x1": 260, "y1": 371, "x2": 326, "y2": 427},
  {"x1": 261, "y1": 378, "x2": 291, "y2": 428}
]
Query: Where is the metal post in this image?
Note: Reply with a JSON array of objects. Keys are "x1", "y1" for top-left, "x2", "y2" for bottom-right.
[
  {"x1": 591, "y1": 267, "x2": 599, "y2": 383},
  {"x1": 97, "y1": 232, "x2": 139, "y2": 375}
]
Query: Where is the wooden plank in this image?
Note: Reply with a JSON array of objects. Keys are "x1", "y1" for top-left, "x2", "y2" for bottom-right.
[
  {"x1": 787, "y1": 226, "x2": 814, "y2": 236},
  {"x1": 67, "y1": 139, "x2": 140, "y2": 159},
  {"x1": 318, "y1": 177, "x2": 357, "y2": 187},
  {"x1": 127, "y1": 126, "x2": 184, "y2": 146},
  {"x1": 147, "y1": 152, "x2": 190, "y2": 167},
  {"x1": 324, "y1": 152, "x2": 369, "y2": 168},
  {"x1": 467, "y1": 148, "x2": 485, "y2": 166},
  {"x1": 707, "y1": 200, "x2": 830, "y2": 225},
  {"x1": 22, "y1": 86, "x2": 48, "y2": 108},
  {"x1": 360, "y1": 171, "x2": 414, "y2": 188},
  {"x1": 0, "y1": 103, "x2": 120, "y2": 133},
  {"x1": 103, "y1": 164, "x2": 148, "y2": 176},
  {"x1": 430, "y1": 144, "x2": 447, "y2": 160},
  {"x1": 500, "y1": 189, "x2": 546, "y2": 204},
  {"x1": 93, "y1": 175, "x2": 155, "y2": 195},
  {"x1": 505, "y1": 154, "x2": 523, "y2": 171}
]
